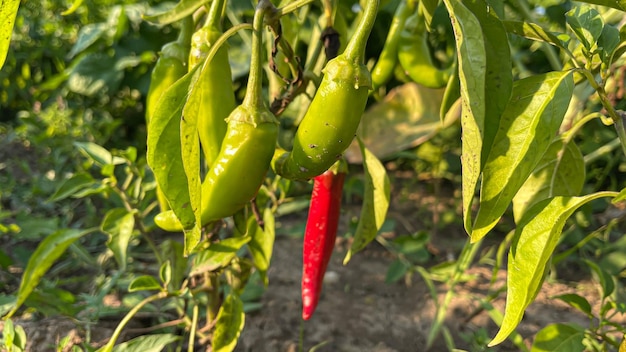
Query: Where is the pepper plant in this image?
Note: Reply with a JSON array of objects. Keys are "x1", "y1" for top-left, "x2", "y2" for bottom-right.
[{"x1": 3, "y1": 0, "x2": 626, "y2": 351}]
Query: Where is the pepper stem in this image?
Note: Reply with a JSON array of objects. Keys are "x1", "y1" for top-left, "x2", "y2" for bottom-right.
[
  {"x1": 205, "y1": 0, "x2": 227, "y2": 30},
  {"x1": 342, "y1": 0, "x2": 379, "y2": 62},
  {"x1": 177, "y1": 15, "x2": 194, "y2": 49},
  {"x1": 243, "y1": 0, "x2": 271, "y2": 109}
]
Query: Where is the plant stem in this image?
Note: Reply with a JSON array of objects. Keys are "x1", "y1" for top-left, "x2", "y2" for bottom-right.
[
  {"x1": 426, "y1": 238, "x2": 483, "y2": 349},
  {"x1": 189, "y1": 303, "x2": 199, "y2": 352},
  {"x1": 243, "y1": 0, "x2": 271, "y2": 109},
  {"x1": 343, "y1": 0, "x2": 379, "y2": 62},
  {"x1": 584, "y1": 138, "x2": 621, "y2": 164},
  {"x1": 577, "y1": 68, "x2": 626, "y2": 157},
  {"x1": 98, "y1": 291, "x2": 168, "y2": 352},
  {"x1": 273, "y1": 0, "x2": 316, "y2": 21},
  {"x1": 205, "y1": 0, "x2": 226, "y2": 30}
]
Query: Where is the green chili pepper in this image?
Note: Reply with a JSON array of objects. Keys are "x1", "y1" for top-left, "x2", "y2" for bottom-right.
[
  {"x1": 189, "y1": 0, "x2": 235, "y2": 167},
  {"x1": 273, "y1": 0, "x2": 379, "y2": 181},
  {"x1": 397, "y1": 9, "x2": 454, "y2": 89},
  {"x1": 155, "y1": 1, "x2": 278, "y2": 231},
  {"x1": 370, "y1": 0, "x2": 413, "y2": 89},
  {"x1": 146, "y1": 17, "x2": 193, "y2": 211}
]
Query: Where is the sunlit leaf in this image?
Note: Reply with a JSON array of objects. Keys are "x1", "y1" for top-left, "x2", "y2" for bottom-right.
[
  {"x1": 212, "y1": 293, "x2": 245, "y2": 352},
  {"x1": 74, "y1": 142, "x2": 125, "y2": 166},
  {"x1": 565, "y1": 5, "x2": 604, "y2": 51},
  {"x1": 512, "y1": 137, "x2": 584, "y2": 222},
  {"x1": 503, "y1": 21, "x2": 571, "y2": 53},
  {"x1": 142, "y1": 0, "x2": 210, "y2": 25},
  {"x1": 344, "y1": 83, "x2": 450, "y2": 164},
  {"x1": 442, "y1": 0, "x2": 512, "y2": 234},
  {"x1": 61, "y1": 0, "x2": 84, "y2": 16},
  {"x1": 531, "y1": 323, "x2": 584, "y2": 352},
  {"x1": 48, "y1": 173, "x2": 97, "y2": 202},
  {"x1": 0, "y1": 0, "x2": 20, "y2": 70},
  {"x1": 490, "y1": 192, "x2": 616, "y2": 346},
  {"x1": 579, "y1": 0, "x2": 626, "y2": 11},
  {"x1": 147, "y1": 65, "x2": 201, "y2": 236},
  {"x1": 111, "y1": 334, "x2": 179, "y2": 352},
  {"x1": 190, "y1": 237, "x2": 251, "y2": 276},
  {"x1": 473, "y1": 71, "x2": 574, "y2": 241},
  {"x1": 128, "y1": 275, "x2": 162, "y2": 292},
  {"x1": 247, "y1": 208, "x2": 275, "y2": 286},
  {"x1": 552, "y1": 294, "x2": 592, "y2": 317},
  {"x1": 101, "y1": 208, "x2": 136, "y2": 271},
  {"x1": 344, "y1": 139, "x2": 390, "y2": 264},
  {"x1": 5, "y1": 228, "x2": 95, "y2": 318}
]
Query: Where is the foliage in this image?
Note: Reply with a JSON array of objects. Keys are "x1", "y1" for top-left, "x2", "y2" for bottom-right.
[{"x1": 2, "y1": 0, "x2": 626, "y2": 351}]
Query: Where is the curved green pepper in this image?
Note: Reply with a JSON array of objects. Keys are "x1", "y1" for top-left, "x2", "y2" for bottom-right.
[
  {"x1": 155, "y1": 1, "x2": 278, "y2": 231},
  {"x1": 146, "y1": 18, "x2": 193, "y2": 211},
  {"x1": 189, "y1": 0, "x2": 235, "y2": 167},
  {"x1": 370, "y1": 0, "x2": 413, "y2": 89},
  {"x1": 397, "y1": 10, "x2": 454, "y2": 89},
  {"x1": 273, "y1": 0, "x2": 379, "y2": 180}
]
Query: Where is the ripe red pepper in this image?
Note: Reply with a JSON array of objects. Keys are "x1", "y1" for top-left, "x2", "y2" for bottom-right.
[{"x1": 301, "y1": 164, "x2": 346, "y2": 320}]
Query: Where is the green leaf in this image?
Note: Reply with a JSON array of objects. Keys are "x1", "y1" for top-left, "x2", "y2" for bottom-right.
[
  {"x1": 346, "y1": 82, "x2": 450, "y2": 164},
  {"x1": 442, "y1": 0, "x2": 512, "y2": 234},
  {"x1": 48, "y1": 173, "x2": 96, "y2": 202},
  {"x1": 565, "y1": 5, "x2": 604, "y2": 52},
  {"x1": 212, "y1": 293, "x2": 245, "y2": 352},
  {"x1": 585, "y1": 259, "x2": 615, "y2": 299},
  {"x1": 575, "y1": 0, "x2": 626, "y2": 12},
  {"x1": 344, "y1": 139, "x2": 390, "y2": 264},
  {"x1": 247, "y1": 208, "x2": 275, "y2": 286},
  {"x1": 552, "y1": 293, "x2": 592, "y2": 317},
  {"x1": 0, "y1": 0, "x2": 19, "y2": 70},
  {"x1": 14, "y1": 214, "x2": 59, "y2": 240},
  {"x1": 111, "y1": 334, "x2": 179, "y2": 352},
  {"x1": 159, "y1": 261, "x2": 172, "y2": 287},
  {"x1": 67, "y1": 23, "x2": 107, "y2": 59},
  {"x1": 385, "y1": 259, "x2": 409, "y2": 284},
  {"x1": 512, "y1": 137, "x2": 585, "y2": 222},
  {"x1": 502, "y1": 21, "x2": 571, "y2": 54},
  {"x1": 61, "y1": 0, "x2": 84, "y2": 16},
  {"x1": 0, "y1": 295, "x2": 16, "y2": 316},
  {"x1": 128, "y1": 275, "x2": 162, "y2": 292},
  {"x1": 180, "y1": 57, "x2": 205, "y2": 253},
  {"x1": 190, "y1": 236, "x2": 251, "y2": 276},
  {"x1": 147, "y1": 65, "x2": 200, "y2": 234},
  {"x1": 74, "y1": 141, "x2": 125, "y2": 166},
  {"x1": 531, "y1": 323, "x2": 585, "y2": 352},
  {"x1": 598, "y1": 24, "x2": 620, "y2": 63},
  {"x1": 473, "y1": 71, "x2": 575, "y2": 241},
  {"x1": 142, "y1": 0, "x2": 210, "y2": 25},
  {"x1": 2, "y1": 317, "x2": 15, "y2": 347},
  {"x1": 5, "y1": 228, "x2": 94, "y2": 318},
  {"x1": 101, "y1": 208, "x2": 135, "y2": 271},
  {"x1": 68, "y1": 53, "x2": 124, "y2": 96},
  {"x1": 160, "y1": 240, "x2": 187, "y2": 291},
  {"x1": 489, "y1": 192, "x2": 616, "y2": 347}
]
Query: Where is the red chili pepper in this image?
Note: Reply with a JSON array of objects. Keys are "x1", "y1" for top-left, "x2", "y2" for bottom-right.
[{"x1": 301, "y1": 165, "x2": 346, "y2": 320}]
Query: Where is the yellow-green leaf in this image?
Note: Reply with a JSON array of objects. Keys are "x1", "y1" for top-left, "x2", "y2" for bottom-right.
[
  {"x1": 212, "y1": 293, "x2": 244, "y2": 352},
  {"x1": 472, "y1": 71, "x2": 574, "y2": 241},
  {"x1": 490, "y1": 192, "x2": 617, "y2": 346},
  {"x1": 344, "y1": 138, "x2": 390, "y2": 264}
]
